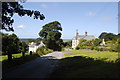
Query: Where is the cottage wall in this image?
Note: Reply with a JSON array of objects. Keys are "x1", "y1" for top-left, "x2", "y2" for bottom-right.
[
  {"x1": 28, "y1": 45, "x2": 37, "y2": 53},
  {"x1": 72, "y1": 39, "x2": 79, "y2": 49},
  {"x1": 28, "y1": 41, "x2": 45, "y2": 53}
]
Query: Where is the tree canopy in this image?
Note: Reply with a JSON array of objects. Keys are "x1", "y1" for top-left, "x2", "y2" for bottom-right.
[
  {"x1": 1, "y1": 2, "x2": 45, "y2": 31},
  {"x1": 39, "y1": 21, "x2": 62, "y2": 39},
  {"x1": 99, "y1": 32, "x2": 118, "y2": 41},
  {"x1": 19, "y1": 41, "x2": 28, "y2": 57},
  {"x1": 2, "y1": 32, "x2": 28, "y2": 60},
  {"x1": 63, "y1": 40, "x2": 72, "y2": 48},
  {"x1": 2, "y1": 33, "x2": 21, "y2": 60},
  {"x1": 92, "y1": 38, "x2": 102, "y2": 46},
  {"x1": 39, "y1": 21, "x2": 63, "y2": 51}
]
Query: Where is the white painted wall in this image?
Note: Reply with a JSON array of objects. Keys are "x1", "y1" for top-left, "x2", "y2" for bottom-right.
[
  {"x1": 28, "y1": 45, "x2": 38, "y2": 53},
  {"x1": 72, "y1": 39, "x2": 79, "y2": 49},
  {"x1": 28, "y1": 41, "x2": 45, "y2": 53}
]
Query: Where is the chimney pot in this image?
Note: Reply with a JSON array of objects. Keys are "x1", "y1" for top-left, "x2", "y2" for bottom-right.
[{"x1": 85, "y1": 32, "x2": 87, "y2": 36}]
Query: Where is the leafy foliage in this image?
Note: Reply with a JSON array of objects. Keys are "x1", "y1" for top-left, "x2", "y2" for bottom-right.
[
  {"x1": 76, "y1": 32, "x2": 119, "y2": 52},
  {"x1": 35, "y1": 38, "x2": 42, "y2": 45},
  {"x1": 2, "y1": 33, "x2": 21, "y2": 60},
  {"x1": 2, "y1": 32, "x2": 29, "y2": 60},
  {"x1": 39, "y1": 21, "x2": 63, "y2": 51},
  {"x1": 27, "y1": 39, "x2": 35, "y2": 43},
  {"x1": 2, "y1": 33, "x2": 20, "y2": 55},
  {"x1": 36, "y1": 46, "x2": 53, "y2": 56},
  {"x1": 76, "y1": 39, "x2": 87, "y2": 50},
  {"x1": 63, "y1": 40, "x2": 72, "y2": 48},
  {"x1": 2, "y1": 2, "x2": 45, "y2": 31},
  {"x1": 19, "y1": 41, "x2": 28, "y2": 57},
  {"x1": 92, "y1": 38, "x2": 102, "y2": 46},
  {"x1": 39, "y1": 21, "x2": 62, "y2": 38},
  {"x1": 99, "y1": 32, "x2": 117, "y2": 41}
]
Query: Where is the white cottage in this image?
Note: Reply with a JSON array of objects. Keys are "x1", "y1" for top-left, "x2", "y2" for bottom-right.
[
  {"x1": 28, "y1": 41, "x2": 45, "y2": 53},
  {"x1": 72, "y1": 30, "x2": 95, "y2": 49}
]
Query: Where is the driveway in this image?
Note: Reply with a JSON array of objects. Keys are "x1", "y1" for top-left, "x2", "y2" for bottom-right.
[{"x1": 2, "y1": 52, "x2": 67, "y2": 79}]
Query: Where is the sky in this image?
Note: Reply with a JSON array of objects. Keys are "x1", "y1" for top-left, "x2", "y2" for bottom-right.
[{"x1": 3, "y1": 2, "x2": 118, "y2": 39}]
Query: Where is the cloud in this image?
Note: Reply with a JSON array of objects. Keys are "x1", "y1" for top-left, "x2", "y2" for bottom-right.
[
  {"x1": 101, "y1": 16, "x2": 112, "y2": 22},
  {"x1": 40, "y1": 3, "x2": 48, "y2": 8},
  {"x1": 17, "y1": 25, "x2": 25, "y2": 29},
  {"x1": 86, "y1": 12, "x2": 96, "y2": 17}
]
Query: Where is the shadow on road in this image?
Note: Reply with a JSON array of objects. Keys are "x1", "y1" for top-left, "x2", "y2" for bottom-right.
[
  {"x1": 50, "y1": 56, "x2": 120, "y2": 79},
  {"x1": 2, "y1": 54, "x2": 61, "y2": 79}
]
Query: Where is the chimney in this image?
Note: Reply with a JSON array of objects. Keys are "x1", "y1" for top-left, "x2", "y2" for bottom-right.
[
  {"x1": 76, "y1": 29, "x2": 79, "y2": 39},
  {"x1": 85, "y1": 32, "x2": 87, "y2": 36}
]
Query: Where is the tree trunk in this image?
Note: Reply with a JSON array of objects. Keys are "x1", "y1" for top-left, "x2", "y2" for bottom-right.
[
  {"x1": 8, "y1": 53, "x2": 12, "y2": 61},
  {"x1": 30, "y1": 51, "x2": 32, "y2": 55},
  {"x1": 22, "y1": 52, "x2": 25, "y2": 57}
]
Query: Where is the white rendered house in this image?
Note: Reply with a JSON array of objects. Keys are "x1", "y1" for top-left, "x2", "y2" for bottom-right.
[{"x1": 28, "y1": 41, "x2": 45, "y2": 53}]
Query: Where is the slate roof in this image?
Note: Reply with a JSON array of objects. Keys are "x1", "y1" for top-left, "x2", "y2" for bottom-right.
[
  {"x1": 73, "y1": 35, "x2": 95, "y2": 40},
  {"x1": 28, "y1": 42, "x2": 36, "y2": 47},
  {"x1": 28, "y1": 41, "x2": 45, "y2": 48}
]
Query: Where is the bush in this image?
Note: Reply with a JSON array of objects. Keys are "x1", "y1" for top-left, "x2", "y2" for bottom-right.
[
  {"x1": 102, "y1": 47, "x2": 110, "y2": 51},
  {"x1": 110, "y1": 47, "x2": 117, "y2": 52},
  {"x1": 94, "y1": 47, "x2": 98, "y2": 50},
  {"x1": 90, "y1": 46, "x2": 95, "y2": 50},
  {"x1": 99, "y1": 48, "x2": 103, "y2": 51},
  {"x1": 95, "y1": 47, "x2": 103, "y2": 51},
  {"x1": 36, "y1": 46, "x2": 46, "y2": 53},
  {"x1": 36, "y1": 46, "x2": 53, "y2": 56},
  {"x1": 76, "y1": 46, "x2": 80, "y2": 50},
  {"x1": 43, "y1": 50, "x2": 53, "y2": 55}
]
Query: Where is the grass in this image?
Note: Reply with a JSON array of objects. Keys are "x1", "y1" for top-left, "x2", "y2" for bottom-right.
[
  {"x1": 0, "y1": 53, "x2": 30, "y2": 61},
  {"x1": 62, "y1": 49, "x2": 80, "y2": 52},
  {"x1": 65, "y1": 49, "x2": 118, "y2": 62},
  {"x1": 50, "y1": 49, "x2": 120, "y2": 78}
]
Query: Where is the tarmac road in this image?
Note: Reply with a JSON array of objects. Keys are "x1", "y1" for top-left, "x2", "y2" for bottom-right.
[{"x1": 2, "y1": 52, "x2": 66, "y2": 79}]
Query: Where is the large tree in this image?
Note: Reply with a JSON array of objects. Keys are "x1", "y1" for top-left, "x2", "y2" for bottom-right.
[
  {"x1": 19, "y1": 41, "x2": 28, "y2": 57},
  {"x1": 39, "y1": 21, "x2": 63, "y2": 51},
  {"x1": 2, "y1": 33, "x2": 20, "y2": 61},
  {"x1": 63, "y1": 40, "x2": 72, "y2": 48},
  {"x1": 99, "y1": 32, "x2": 117, "y2": 41},
  {"x1": 1, "y1": 1, "x2": 45, "y2": 31}
]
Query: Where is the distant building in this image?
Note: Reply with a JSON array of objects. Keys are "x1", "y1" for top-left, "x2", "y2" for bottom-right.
[
  {"x1": 100, "y1": 39, "x2": 106, "y2": 46},
  {"x1": 28, "y1": 41, "x2": 45, "y2": 53},
  {"x1": 72, "y1": 30, "x2": 95, "y2": 49}
]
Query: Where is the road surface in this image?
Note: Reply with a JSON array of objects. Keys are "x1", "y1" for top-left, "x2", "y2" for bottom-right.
[{"x1": 2, "y1": 52, "x2": 67, "y2": 79}]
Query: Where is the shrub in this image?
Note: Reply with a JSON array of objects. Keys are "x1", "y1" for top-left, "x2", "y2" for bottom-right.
[
  {"x1": 36, "y1": 46, "x2": 46, "y2": 53},
  {"x1": 94, "y1": 46, "x2": 98, "y2": 50},
  {"x1": 36, "y1": 46, "x2": 53, "y2": 56},
  {"x1": 92, "y1": 38, "x2": 102, "y2": 46},
  {"x1": 95, "y1": 47, "x2": 103, "y2": 51},
  {"x1": 90, "y1": 46, "x2": 95, "y2": 50},
  {"x1": 76, "y1": 46, "x2": 80, "y2": 50},
  {"x1": 99, "y1": 48, "x2": 103, "y2": 51},
  {"x1": 102, "y1": 47, "x2": 110, "y2": 51}
]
